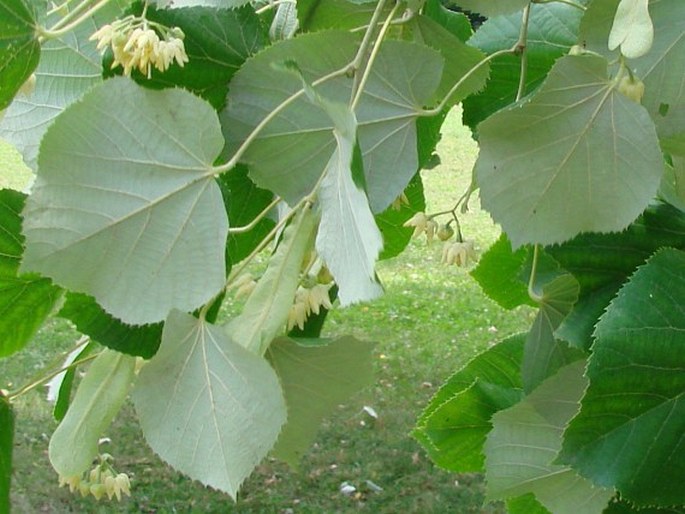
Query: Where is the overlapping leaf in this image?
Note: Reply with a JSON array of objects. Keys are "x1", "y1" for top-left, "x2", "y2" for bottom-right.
[
  {"x1": 222, "y1": 32, "x2": 443, "y2": 213},
  {"x1": 225, "y1": 207, "x2": 317, "y2": 355},
  {"x1": 154, "y1": 0, "x2": 249, "y2": 8},
  {"x1": 58, "y1": 293, "x2": 163, "y2": 359},
  {"x1": 133, "y1": 310, "x2": 286, "y2": 499},
  {"x1": 267, "y1": 336, "x2": 374, "y2": 466},
  {"x1": 476, "y1": 54, "x2": 663, "y2": 247},
  {"x1": 413, "y1": 334, "x2": 524, "y2": 472},
  {"x1": 49, "y1": 349, "x2": 136, "y2": 477},
  {"x1": 0, "y1": 0, "x2": 40, "y2": 110},
  {"x1": 296, "y1": 0, "x2": 387, "y2": 32},
  {"x1": 21, "y1": 78, "x2": 227, "y2": 324},
  {"x1": 312, "y1": 96, "x2": 383, "y2": 305},
  {"x1": 523, "y1": 271, "x2": 583, "y2": 393},
  {"x1": 0, "y1": 2, "x2": 125, "y2": 169},
  {"x1": 0, "y1": 189, "x2": 61, "y2": 357},
  {"x1": 485, "y1": 361, "x2": 614, "y2": 514},
  {"x1": 559, "y1": 248, "x2": 685, "y2": 506}
]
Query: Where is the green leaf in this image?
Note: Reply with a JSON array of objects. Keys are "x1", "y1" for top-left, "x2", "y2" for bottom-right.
[
  {"x1": 476, "y1": 54, "x2": 663, "y2": 247},
  {"x1": 225, "y1": 207, "x2": 317, "y2": 355},
  {"x1": 0, "y1": 0, "x2": 40, "y2": 110},
  {"x1": 470, "y1": 234, "x2": 535, "y2": 310},
  {"x1": 0, "y1": 189, "x2": 61, "y2": 357},
  {"x1": 548, "y1": 202, "x2": 685, "y2": 349},
  {"x1": 448, "y1": 0, "x2": 530, "y2": 16},
  {"x1": 49, "y1": 349, "x2": 136, "y2": 477},
  {"x1": 218, "y1": 165, "x2": 276, "y2": 266},
  {"x1": 414, "y1": 334, "x2": 524, "y2": 472},
  {"x1": 21, "y1": 78, "x2": 227, "y2": 325},
  {"x1": 222, "y1": 32, "x2": 443, "y2": 213},
  {"x1": 267, "y1": 336, "x2": 374, "y2": 466},
  {"x1": 424, "y1": 0, "x2": 472, "y2": 42},
  {"x1": 49, "y1": 341, "x2": 95, "y2": 422},
  {"x1": 405, "y1": 13, "x2": 489, "y2": 107},
  {"x1": 485, "y1": 361, "x2": 614, "y2": 513},
  {"x1": 523, "y1": 271, "x2": 583, "y2": 393},
  {"x1": 660, "y1": 157, "x2": 685, "y2": 212},
  {"x1": 0, "y1": 2, "x2": 122, "y2": 169},
  {"x1": 312, "y1": 97, "x2": 383, "y2": 305},
  {"x1": 132, "y1": 310, "x2": 286, "y2": 499},
  {"x1": 463, "y1": 2, "x2": 586, "y2": 131},
  {"x1": 296, "y1": 0, "x2": 386, "y2": 32},
  {"x1": 0, "y1": 393, "x2": 13, "y2": 514},
  {"x1": 579, "y1": 0, "x2": 685, "y2": 156},
  {"x1": 104, "y1": 4, "x2": 268, "y2": 111},
  {"x1": 375, "y1": 172, "x2": 425, "y2": 260},
  {"x1": 558, "y1": 248, "x2": 685, "y2": 506},
  {"x1": 507, "y1": 493, "x2": 551, "y2": 514},
  {"x1": 58, "y1": 293, "x2": 163, "y2": 359}
]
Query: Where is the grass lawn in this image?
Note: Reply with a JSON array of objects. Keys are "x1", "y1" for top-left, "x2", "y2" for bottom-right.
[{"x1": 1, "y1": 108, "x2": 533, "y2": 513}]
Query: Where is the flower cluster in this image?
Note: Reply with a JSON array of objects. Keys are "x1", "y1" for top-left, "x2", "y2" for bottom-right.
[
  {"x1": 287, "y1": 283, "x2": 334, "y2": 331},
  {"x1": 90, "y1": 17, "x2": 188, "y2": 78},
  {"x1": 441, "y1": 240, "x2": 478, "y2": 267},
  {"x1": 230, "y1": 273, "x2": 258, "y2": 300},
  {"x1": 59, "y1": 453, "x2": 131, "y2": 501}
]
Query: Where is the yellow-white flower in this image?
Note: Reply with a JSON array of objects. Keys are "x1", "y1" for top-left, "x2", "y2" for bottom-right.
[
  {"x1": 441, "y1": 240, "x2": 478, "y2": 267},
  {"x1": 403, "y1": 211, "x2": 428, "y2": 238}
]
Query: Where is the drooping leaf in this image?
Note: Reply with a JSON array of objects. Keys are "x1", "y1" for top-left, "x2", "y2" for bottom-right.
[
  {"x1": 0, "y1": 393, "x2": 13, "y2": 514},
  {"x1": 558, "y1": 248, "x2": 685, "y2": 506},
  {"x1": 463, "y1": 1, "x2": 587, "y2": 131},
  {"x1": 447, "y1": 0, "x2": 529, "y2": 16},
  {"x1": 414, "y1": 334, "x2": 524, "y2": 472},
  {"x1": 21, "y1": 78, "x2": 227, "y2": 325},
  {"x1": 523, "y1": 271, "x2": 583, "y2": 393},
  {"x1": 0, "y1": 0, "x2": 40, "y2": 110},
  {"x1": 312, "y1": 94, "x2": 383, "y2": 305},
  {"x1": 579, "y1": 0, "x2": 685, "y2": 156},
  {"x1": 507, "y1": 493, "x2": 551, "y2": 514},
  {"x1": 267, "y1": 336, "x2": 374, "y2": 466},
  {"x1": 49, "y1": 349, "x2": 136, "y2": 477},
  {"x1": 222, "y1": 32, "x2": 443, "y2": 213},
  {"x1": 0, "y1": 1, "x2": 125, "y2": 170},
  {"x1": 58, "y1": 293, "x2": 163, "y2": 359},
  {"x1": 225, "y1": 207, "x2": 317, "y2": 355},
  {"x1": 217, "y1": 165, "x2": 275, "y2": 266},
  {"x1": 476, "y1": 54, "x2": 663, "y2": 247},
  {"x1": 104, "y1": 4, "x2": 268, "y2": 111},
  {"x1": 470, "y1": 234, "x2": 535, "y2": 310},
  {"x1": 133, "y1": 310, "x2": 286, "y2": 499},
  {"x1": 0, "y1": 188, "x2": 61, "y2": 357},
  {"x1": 375, "y1": 172, "x2": 425, "y2": 260},
  {"x1": 485, "y1": 361, "x2": 614, "y2": 514}
]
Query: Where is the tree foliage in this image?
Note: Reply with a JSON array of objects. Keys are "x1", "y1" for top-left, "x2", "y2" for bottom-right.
[{"x1": 0, "y1": 0, "x2": 683, "y2": 510}]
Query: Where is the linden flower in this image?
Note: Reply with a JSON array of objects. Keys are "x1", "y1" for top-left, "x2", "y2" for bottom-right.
[
  {"x1": 231, "y1": 273, "x2": 257, "y2": 300},
  {"x1": 287, "y1": 283, "x2": 334, "y2": 330},
  {"x1": 91, "y1": 21, "x2": 189, "y2": 78},
  {"x1": 441, "y1": 240, "x2": 478, "y2": 267},
  {"x1": 425, "y1": 219, "x2": 438, "y2": 244},
  {"x1": 58, "y1": 453, "x2": 132, "y2": 502},
  {"x1": 403, "y1": 211, "x2": 428, "y2": 238}
]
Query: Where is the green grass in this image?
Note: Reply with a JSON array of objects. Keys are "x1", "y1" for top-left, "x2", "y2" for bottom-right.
[{"x1": 1, "y1": 109, "x2": 533, "y2": 513}]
